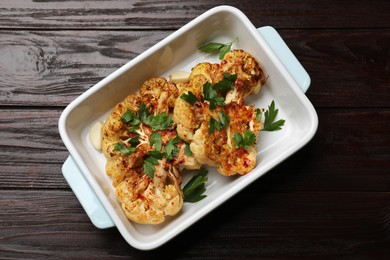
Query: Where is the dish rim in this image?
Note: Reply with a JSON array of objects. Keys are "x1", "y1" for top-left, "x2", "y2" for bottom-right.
[{"x1": 58, "y1": 5, "x2": 318, "y2": 250}]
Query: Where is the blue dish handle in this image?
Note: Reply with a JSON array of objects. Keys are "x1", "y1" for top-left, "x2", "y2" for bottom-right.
[
  {"x1": 62, "y1": 27, "x2": 310, "y2": 229},
  {"x1": 257, "y1": 26, "x2": 311, "y2": 93},
  {"x1": 62, "y1": 156, "x2": 115, "y2": 229}
]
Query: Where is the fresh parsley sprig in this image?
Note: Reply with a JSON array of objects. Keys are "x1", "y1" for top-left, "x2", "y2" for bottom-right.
[
  {"x1": 183, "y1": 168, "x2": 208, "y2": 203},
  {"x1": 203, "y1": 82, "x2": 226, "y2": 110},
  {"x1": 128, "y1": 135, "x2": 140, "y2": 147},
  {"x1": 202, "y1": 73, "x2": 237, "y2": 110},
  {"x1": 233, "y1": 130, "x2": 256, "y2": 150},
  {"x1": 262, "y1": 100, "x2": 285, "y2": 131},
  {"x1": 143, "y1": 151, "x2": 164, "y2": 179},
  {"x1": 164, "y1": 136, "x2": 181, "y2": 161},
  {"x1": 213, "y1": 73, "x2": 237, "y2": 93},
  {"x1": 209, "y1": 111, "x2": 230, "y2": 133},
  {"x1": 121, "y1": 104, "x2": 173, "y2": 131},
  {"x1": 150, "y1": 131, "x2": 162, "y2": 151},
  {"x1": 121, "y1": 108, "x2": 140, "y2": 125},
  {"x1": 184, "y1": 143, "x2": 193, "y2": 156},
  {"x1": 199, "y1": 37, "x2": 238, "y2": 59},
  {"x1": 180, "y1": 91, "x2": 198, "y2": 104},
  {"x1": 113, "y1": 142, "x2": 136, "y2": 155}
]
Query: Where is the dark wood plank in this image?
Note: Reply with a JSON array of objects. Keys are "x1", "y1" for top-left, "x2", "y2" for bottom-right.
[
  {"x1": 0, "y1": 0, "x2": 389, "y2": 29},
  {"x1": 0, "y1": 30, "x2": 169, "y2": 106},
  {"x1": 1, "y1": 109, "x2": 389, "y2": 192},
  {"x1": 257, "y1": 109, "x2": 390, "y2": 192},
  {"x1": 0, "y1": 0, "x2": 388, "y2": 259},
  {"x1": 283, "y1": 30, "x2": 390, "y2": 108},
  {"x1": 0, "y1": 190, "x2": 389, "y2": 258},
  {"x1": 0, "y1": 30, "x2": 389, "y2": 107}
]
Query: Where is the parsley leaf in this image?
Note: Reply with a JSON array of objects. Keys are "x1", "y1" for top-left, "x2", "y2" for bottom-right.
[
  {"x1": 198, "y1": 42, "x2": 224, "y2": 53},
  {"x1": 233, "y1": 132, "x2": 243, "y2": 149},
  {"x1": 180, "y1": 91, "x2": 198, "y2": 104},
  {"x1": 138, "y1": 103, "x2": 150, "y2": 123},
  {"x1": 233, "y1": 130, "x2": 256, "y2": 150},
  {"x1": 208, "y1": 111, "x2": 230, "y2": 133},
  {"x1": 213, "y1": 73, "x2": 237, "y2": 93},
  {"x1": 150, "y1": 131, "x2": 162, "y2": 151},
  {"x1": 122, "y1": 103, "x2": 173, "y2": 131},
  {"x1": 143, "y1": 112, "x2": 173, "y2": 130},
  {"x1": 208, "y1": 116, "x2": 219, "y2": 134},
  {"x1": 199, "y1": 37, "x2": 238, "y2": 59},
  {"x1": 202, "y1": 73, "x2": 236, "y2": 110},
  {"x1": 113, "y1": 142, "x2": 136, "y2": 155},
  {"x1": 143, "y1": 159, "x2": 157, "y2": 179},
  {"x1": 128, "y1": 135, "x2": 140, "y2": 147},
  {"x1": 164, "y1": 136, "x2": 181, "y2": 161},
  {"x1": 183, "y1": 168, "x2": 208, "y2": 203},
  {"x1": 262, "y1": 100, "x2": 285, "y2": 131},
  {"x1": 219, "y1": 110, "x2": 230, "y2": 128},
  {"x1": 143, "y1": 151, "x2": 164, "y2": 179},
  {"x1": 203, "y1": 82, "x2": 226, "y2": 110},
  {"x1": 184, "y1": 143, "x2": 193, "y2": 156},
  {"x1": 256, "y1": 108, "x2": 262, "y2": 122}
]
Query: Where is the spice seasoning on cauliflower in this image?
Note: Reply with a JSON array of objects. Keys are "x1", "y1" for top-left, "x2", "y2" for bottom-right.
[{"x1": 98, "y1": 49, "x2": 283, "y2": 225}]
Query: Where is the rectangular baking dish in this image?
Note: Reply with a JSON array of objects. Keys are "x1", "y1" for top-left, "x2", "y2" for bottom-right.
[{"x1": 59, "y1": 5, "x2": 318, "y2": 250}]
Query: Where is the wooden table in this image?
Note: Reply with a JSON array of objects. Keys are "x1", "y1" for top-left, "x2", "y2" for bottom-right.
[{"x1": 1, "y1": 1, "x2": 389, "y2": 258}]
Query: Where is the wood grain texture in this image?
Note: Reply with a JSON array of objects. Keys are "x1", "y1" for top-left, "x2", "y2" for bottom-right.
[
  {"x1": 1, "y1": 0, "x2": 389, "y2": 257},
  {"x1": 0, "y1": 0, "x2": 389, "y2": 29},
  {"x1": 0, "y1": 30, "x2": 389, "y2": 107},
  {"x1": 0, "y1": 190, "x2": 389, "y2": 258},
  {"x1": 1, "y1": 109, "x2": 389, "y2": 192}
]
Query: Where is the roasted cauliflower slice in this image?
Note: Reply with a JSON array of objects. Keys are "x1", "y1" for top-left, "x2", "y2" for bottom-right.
[
  {"x1": 221, "y1": 50, "x2": 266, "y2": 104},
  {"x1": 101, "y1": 93, "x2": 142, "y2": 158},
  {"x1": 98, "y1": 47, "x2": 268, "y2": 225},
  {"x1": 189, "y1": 62, "x2": 223, "y2": 85},
  {"x1": 115, "y1": 161, "x2": 183, "y2": 224},
  {"x1": 191, "y1": 102, "x2": 262, "y2": 176},
  {"x1": 173, "y1": 65, "x2": 218, "y2": 142},
  {"x1": 140, "y1": 77, "x2": 178, "y2": 114}
]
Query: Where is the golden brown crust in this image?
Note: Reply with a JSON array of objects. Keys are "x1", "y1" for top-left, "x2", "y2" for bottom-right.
[{"x1": 99, "y1": 49, "x2": 265, "y2": 224}]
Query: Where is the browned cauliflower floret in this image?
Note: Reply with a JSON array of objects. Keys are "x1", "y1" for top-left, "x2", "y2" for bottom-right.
[
  {"x1": 189, "y1": 62, "x2": 223, "y2": 85},
  {"x1": 101, "y1": 93, "x2": 142, "y2": 158},
  {"x1": 140, "y1": 77, "x2": 178, "y2": 114},
  {"x1": 190, "y1": 102, "x2": 261, "y2": 176},
  {"x1": 105, "y1": 143, "x2": 151, "y2": 187},
  {"x1": 173, "y1": 143, "x2": 202, "y2": 170},
  {"x1": 115, "y1": 161, "x2": 183, "y2": 224},
  {"x1": 173, "y1": 65, "x2": 216, "y2": 142},
  {"x1": 221, "y1": 50, "x2": 266, "y2": 104},
  {"x1": 98, "y1": 48, "x2": 267, "y2": 225}
]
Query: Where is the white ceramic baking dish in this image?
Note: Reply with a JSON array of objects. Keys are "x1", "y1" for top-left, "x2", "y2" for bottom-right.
[{"x1": 59, "y1": 5, "x2": 318, "y2": 250}]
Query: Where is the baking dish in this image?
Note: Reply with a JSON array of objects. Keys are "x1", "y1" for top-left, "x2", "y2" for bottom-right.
[{"x1": 59, "y1": 5, "x2": 318, "y2": 250}]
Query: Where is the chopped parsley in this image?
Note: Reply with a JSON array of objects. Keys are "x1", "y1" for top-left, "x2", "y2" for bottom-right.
[
  {"x1": 150, "y1": 131, "x2": 162, "y2": 151},
  {"x1": 262, "y1": 100, "x2": 285, "y2": 131},
  {"x1": 180, "y1": 91, "x2": 198, "y2": 104},
  {"x1": 208, "y1": 110, "x2": 230, "y2": 133},
  {"x1": 233, "y1": 130, "x2": 256, "y2": 150},
  {"x1": 121, "y1": 108, "x2": 140, "y2": 125},
  {"x1": 199, "y1": 37, "x2": 238, "y2": 59},
  {"x1": 203, "y1": 82, "x2": 226, "y2": 110},
  {"x1": 128, "y1": 135, "x2": 140, "y2": 147},
  {"x1": 122, "y1": 103, "x2": 173, "y2": 131},
  {"x1": 202, "y1": 73, "x2": 237, "y2": 110},
  {"x1": 143, "y1": 151, "x2": 164, "y2": 179},
  {"x1": 183, "y1": 168, "x2": 208, "y2": 203},
  {"x1": 113, "y1": 142, "x2": 136, "y2": 155},
  {"x1": 184, "y1": 143, "x2": 193, "y2": 156},
  {"x1": 213, "y1": 73, "x2": 237, "y2": 93},
  {"x1": 256, "y1": 108, "x2": 262, "y2": 122},
  {"x1": 164, "y1": 136, "x2": 181, "y2": 161}
]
